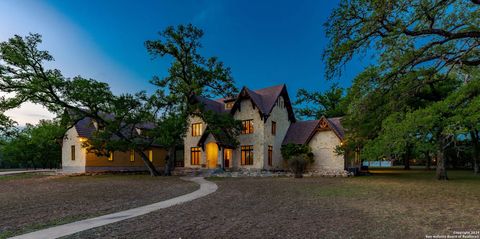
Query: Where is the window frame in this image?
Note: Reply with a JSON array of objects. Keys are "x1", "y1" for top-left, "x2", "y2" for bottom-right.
[
  {"x1": 130, "y1": 149, "x2": 135, "y2": 162},
  {"x1": 191, "y1": 147, "x2": 201, "y2": 165},
  {"x1": 241, "y1": 119, "x2": 254, "y2": 134},
  {"x1": 191, "y1": 123, "x2": 203, "y2": 136},
  {"x1": 268, "y1": 145, "x2": 273, "y2": 166},
  {"x1": 225, "y1": 101, "x2": 234, "y2": 109},
  {"x1": 148, "y1": 150, "x2": 153, "y2": 162},
  {"x1": 271, "y1": 121, "x2": 276, "y2": 135},
  {"x1": 71, "y1": 145, "x2": 75, "y2": 161},
  {"x1": 241, "y1": 145, "x2": 254, "y2": 165}
]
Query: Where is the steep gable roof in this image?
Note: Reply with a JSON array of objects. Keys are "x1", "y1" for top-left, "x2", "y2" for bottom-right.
[
  {"x1": 197, "y1": 126, "x2": 236, "y2": 149},
  {"x1": 282, "y1": 117, "x2": 345, "y2": 145},
  {"x1": 231, "y1": 84, "x2": 296, "y2": 122}
]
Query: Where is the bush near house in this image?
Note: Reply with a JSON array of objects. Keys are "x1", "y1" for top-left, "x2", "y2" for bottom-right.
[{"x1": 281, "y1": 143, "x2": 314, "y2": 178}]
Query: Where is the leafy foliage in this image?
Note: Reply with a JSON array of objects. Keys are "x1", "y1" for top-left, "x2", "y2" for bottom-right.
[
  {"x1": 0, "y1": 33, "x2": 163, "y2": 175},
  {"x1": 145, "y1": 24, "x2": 240, "y2": 174},
  {"x1": 281, "y1": 144, "x2": 314, "y2": 178},
  {"x1": 325, "y1": 0, "x2": 480, "y2": 179},
  {"x1": 0, "y1": 120, "x2": 64, "y2": 169},
  {"x1": 295, "y1": 83, "x2": 347, "y2": 119}
]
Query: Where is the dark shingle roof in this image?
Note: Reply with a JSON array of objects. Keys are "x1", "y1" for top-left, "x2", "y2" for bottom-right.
[
  {"x1": 326, "y1": 117, "x2": 345, "y2": 139},
  {"x1": 252, "y1": 84, "x2": 285, "y2": 114},
  {"x1": 282, "y1": 117, "x2": 345, "y2": 145},
  {"x1": 73, "y1": 116, "x2": 157, "y2": 140},
  {"x1": 74, "y1": 117, "x2": 95, "y2": 138},
  {"x1": 194, "y1": 84, "x2": 295, "y2": 122},
  {"x1": 282, "y1": 120, "x2": 320, "y2": 145},
  {"x1": 194, "y1": 95, "x2": 228, "y2": 113},
  {"x1": 230, "y1": 84, "x2": 296, "y2": 122}
]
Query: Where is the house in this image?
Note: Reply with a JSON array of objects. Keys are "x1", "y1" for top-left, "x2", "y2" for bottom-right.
[
  {"x1": 61, "y1": 84, "x2": 352, "y2": 175},
  {"x1": 183, "y1": 84, "x2": 351, "y2": 175},
  {"x1": 61, "y1": 117, "x2": 167, "y2": 173}
]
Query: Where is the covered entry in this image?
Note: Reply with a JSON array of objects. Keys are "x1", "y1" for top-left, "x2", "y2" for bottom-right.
[{"x1": 206, "y1": 142, "x2": 219, "y2": 168}]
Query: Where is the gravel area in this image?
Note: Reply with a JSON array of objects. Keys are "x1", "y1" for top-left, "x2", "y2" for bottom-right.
[
  {"x1": 0, "y1": 174, "x2": 198, "y2": 238},
  {"x1": 66, "y1": 170, "x2": 480, "y2": 239}
]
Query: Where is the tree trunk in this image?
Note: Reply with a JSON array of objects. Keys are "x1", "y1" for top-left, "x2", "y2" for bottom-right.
[
  {"x1": 137, "y1": 150, "x2": 160, "y2": 176},
  {"x1": 164, "y1": 146, "x2": 176, "y2": 176},
  {"x1": 470, "y1": 130, "x2": 480, "y2": 175},
  {"x1": 425, "y1": 152, "x2": 431, "y2": 170},
  {"x1": 403, "y1": 145, "x2": 411, "y2": 170},
  {"x1": 436, "y1": 150, "x2": 448, "y2": 180}
]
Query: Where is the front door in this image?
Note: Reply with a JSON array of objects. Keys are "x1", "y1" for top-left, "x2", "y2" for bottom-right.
[
  {"x1": 206, "y1": 142, "x2": 218, "y2": 168},
  {"x1": 224, "y1": 148, "x2": 232, "y2": 168}
]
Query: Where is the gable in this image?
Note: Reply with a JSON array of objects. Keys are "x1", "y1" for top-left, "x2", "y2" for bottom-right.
[
  {"x1": 282, "y1": 117, "x2": 345, "y2": 145},
  {"x1": 230, "y1": 84, "x2": 296, "y2": 122}
]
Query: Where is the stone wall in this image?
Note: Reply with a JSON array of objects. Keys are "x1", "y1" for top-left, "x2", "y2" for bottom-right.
[
  {"x1": 183, "y1": 115, "x2": 206, "y2": 168},
  {"x1": 263, "y1": 96, "x2": 291, "y2": 170},
  {"x1": 308, "y1": 130, "x2": 345, "y2": 172},
  {"x1": 233, "y1": 99, "x2": 265, "y2": 169}
]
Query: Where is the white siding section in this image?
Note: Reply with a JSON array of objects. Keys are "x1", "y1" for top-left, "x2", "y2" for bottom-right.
[{"x1": 61, "y1": 127, "x2": 87, "y2": 173}]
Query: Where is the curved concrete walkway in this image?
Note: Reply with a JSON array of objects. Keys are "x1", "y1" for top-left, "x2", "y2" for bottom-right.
[
  {"x1": 0, "y1": 169, "x2": 56, "y2": 176},
  {"x1": 10, "y1": 177, "x2": 217, "y2": 239}
]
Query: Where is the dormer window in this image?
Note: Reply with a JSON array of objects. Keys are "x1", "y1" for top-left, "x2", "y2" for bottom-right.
[{"x1": 225, "y1": 101, "x2": 234, "y2": 109}]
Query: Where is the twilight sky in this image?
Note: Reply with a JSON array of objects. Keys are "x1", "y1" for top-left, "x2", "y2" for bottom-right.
[{"x1": 0, "y1": 0, "x2": 367, "y2": 126}]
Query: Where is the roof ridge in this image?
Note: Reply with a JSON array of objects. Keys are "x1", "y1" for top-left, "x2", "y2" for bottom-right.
[{"x1": 252, "y1": 84, "x2": 285, "y2": 95}]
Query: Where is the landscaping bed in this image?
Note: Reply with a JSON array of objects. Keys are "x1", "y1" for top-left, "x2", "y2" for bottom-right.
[
  {"x1": 0, "y1": 173, "x2": 198, "y2": 238},
  {"x1": 68, "y1": 169, "x2": 480, "y2": 239}
]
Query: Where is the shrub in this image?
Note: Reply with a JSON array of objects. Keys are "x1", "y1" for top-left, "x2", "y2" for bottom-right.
[{"x1": 281, "y1": 144, "x2": 314, "y2": 178}]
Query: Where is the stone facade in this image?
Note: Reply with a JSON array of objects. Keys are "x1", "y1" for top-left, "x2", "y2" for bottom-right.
[
  {"x1": 62, "y1": 84, "x2": 350, "y2": 175},
  {"x1": 307, "y1": 130, "x2": 345, "y2": 172},
  {"x1": 182, "y1": 84, "x2": 348, "y2": 174},
  {"x1": 183, "y1": 96, "x2": 291, "y2": 170}
]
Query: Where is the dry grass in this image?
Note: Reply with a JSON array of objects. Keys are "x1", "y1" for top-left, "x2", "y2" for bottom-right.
[
  {"x1": 68, "y1": 169, "x2": 480, "y2": 239},
  {"x1": 0, "y1": 173, "x2": 198, "y2": 238}
]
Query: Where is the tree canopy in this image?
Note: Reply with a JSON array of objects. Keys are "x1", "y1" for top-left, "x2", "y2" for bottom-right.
[
  {"x1": 294, "y1": 83, "x2": 347, "y2": 119},
  {"x1": 324, "y1": 0, "x2": 480, "y2": 179}
]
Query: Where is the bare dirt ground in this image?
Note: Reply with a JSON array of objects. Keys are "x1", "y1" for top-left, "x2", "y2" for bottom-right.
[
  {"x1": 0, "y1": 173, "x2": 198, "y2": 238},
  {"x1": 67, "y1": 169, "x2": 480, "y2": 239}
]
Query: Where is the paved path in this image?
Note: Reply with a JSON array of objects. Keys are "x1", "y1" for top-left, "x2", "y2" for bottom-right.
[
  {"x1": 0, "y1": 169, "x2": 56, "y2": 176},
  {"x1": 10, "y1": 177, "x2": 217, "y2": 239}
]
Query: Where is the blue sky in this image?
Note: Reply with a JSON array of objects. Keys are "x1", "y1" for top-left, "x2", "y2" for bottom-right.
[{"x1": 0, "y1": 0, "x2": 367, "y2": 125}]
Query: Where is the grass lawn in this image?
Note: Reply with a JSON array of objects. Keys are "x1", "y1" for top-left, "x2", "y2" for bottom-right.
[
  {"x1": 0, "y1": 173, "x2": 198, "y2": 239},
  {"x1": 67, "y1": 169, "x2": 480, "y2": 239}
]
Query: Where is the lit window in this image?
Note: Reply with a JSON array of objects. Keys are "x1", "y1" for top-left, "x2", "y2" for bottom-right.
[
  {"x1": 71, "y1": 145, "x2": 75, "y2": 161},
  {"x1": 192, "y1": 123, "x2": 202, "y2": 136},
  {"x1": 271, "y1": 121, "x2": 276, "y2": 135},
  {"x1": 148, "y1": 150, "x2": 153, "y2": 162},
  {"x1": 191, "y1": 147, "x2": 201, "y2": 165},
  {"x1": 268, "y1": 146, "x2": 273, "y2": 166},
  {"x1": 130, "y1": 150, "x2": 135, "y2": 162},
  {"x1": 109, "y1": 152, "x2": 114, "y2": 161},
  {"x1": 225, "y1": 101, "x2": 234, "y2": 109},
  {"x1": 241, "y1": 145, "x2": 254, "y2": 165},
  {"x1": 241, "y1": 120, "x2": 254, "y2": 134}
]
